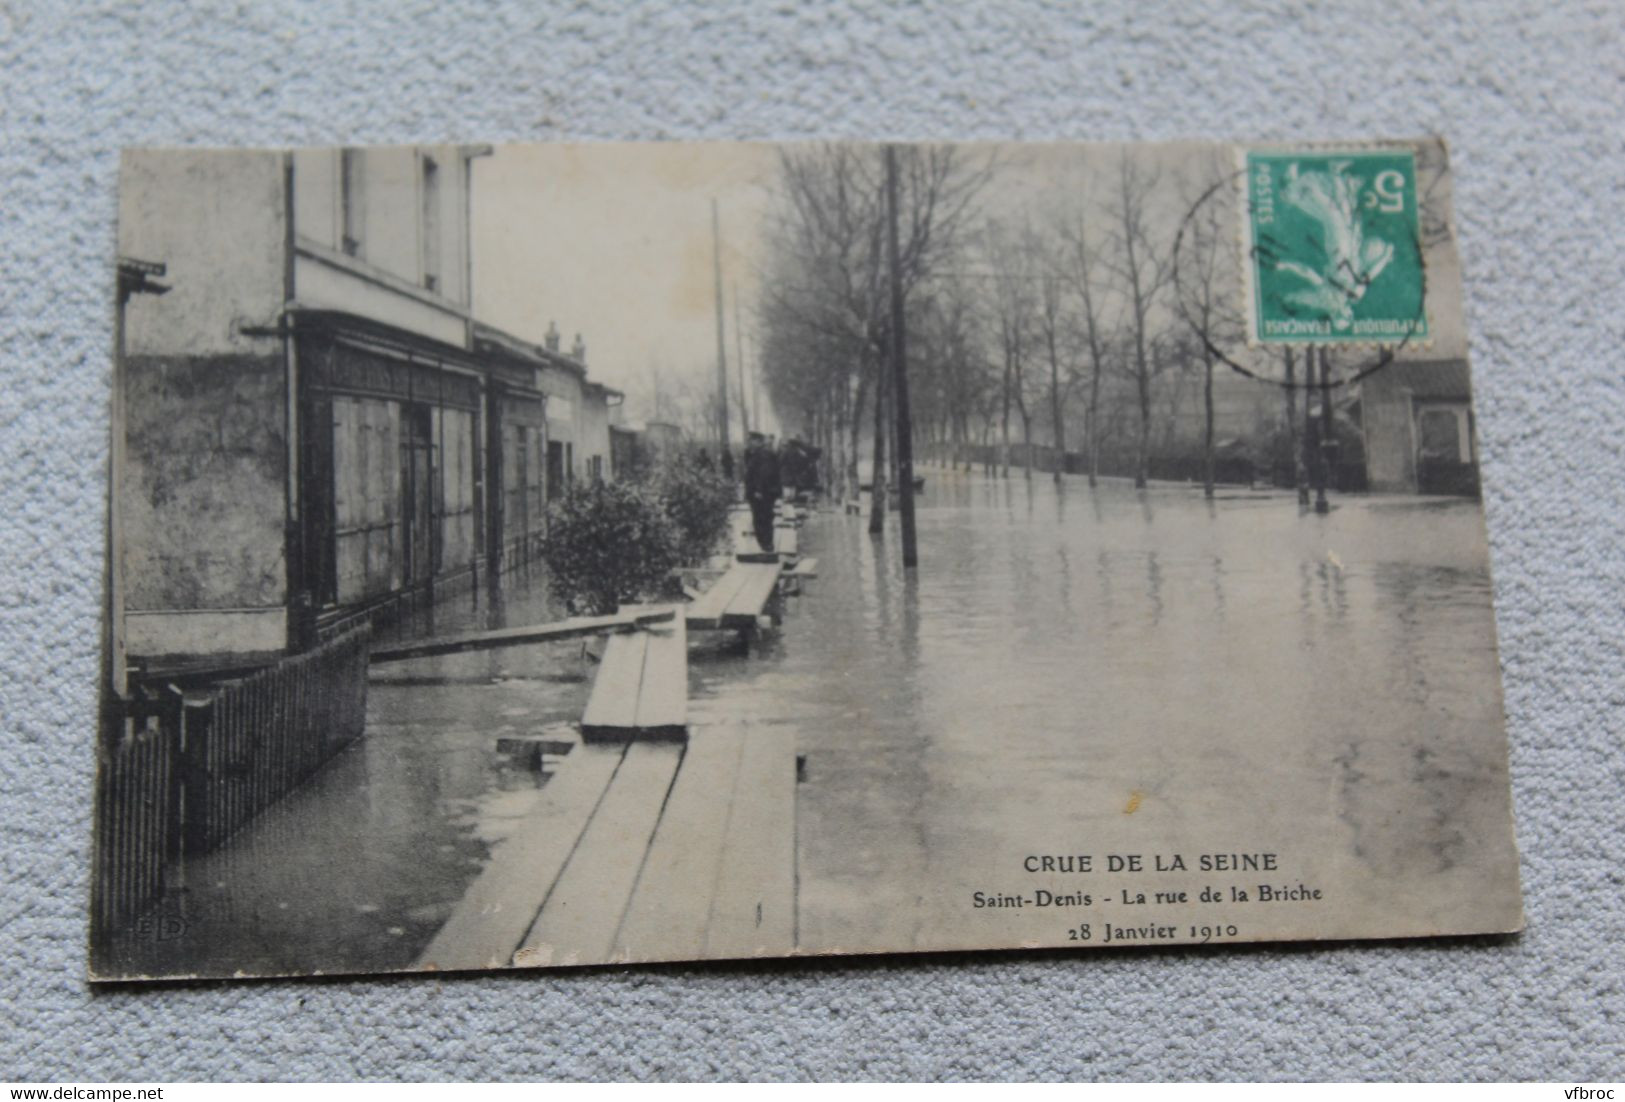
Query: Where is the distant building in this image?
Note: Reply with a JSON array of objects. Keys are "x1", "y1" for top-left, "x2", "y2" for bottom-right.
[
  {"x1": 609, "y1": 424, "x2": 642, "y2": 481},
  {"x1": 641, "y1": 420, "x2": 683, "y2": 457},
  {"x1": 1358, "y1": 359, "x2": 1479, "y2": 495},
  {"x1": 579, "y1": 382, "x2": 624, "y2": 482},
  {"x1": 469, "y1": 323, "x2": 575, "y2": 568}
]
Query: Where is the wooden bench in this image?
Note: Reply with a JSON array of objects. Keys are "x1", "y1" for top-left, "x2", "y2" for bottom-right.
[
  {"x1": 580, "y1": 610, "x2": 687, "y2": 741},
  {"x1": 685, "y1": 560, "x2": 785, "y2": 633}
]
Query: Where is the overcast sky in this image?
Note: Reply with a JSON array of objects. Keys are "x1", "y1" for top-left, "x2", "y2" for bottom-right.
[
  {"x1": 471, "y1": 142, "x2": 779, "y2": 425},
  {"x1": 469, "y1": 140, "x2": 1465, "y2": 427}
]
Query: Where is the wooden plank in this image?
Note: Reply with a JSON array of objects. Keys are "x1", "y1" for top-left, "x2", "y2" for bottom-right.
[
  {"x1": 704, "y1": 724, "x2": 797, "y2": 959},
  {"x1": 721, "y1": 562, "x2": 783, "y2": 629},
  {"x1": 514, "y1": 740, "x2": 684, "y2": 967},
  {"x1": 614, "y1": 723, "x2": 750, "y2": 959},
  {"x1": 774, "y1": 526, "x2": 799, "y2": 559},
  {"x1": 416, "y1": 740, "x2": 628, "y2": 973},
  {"x1": 580, "y1": 630, "x2": 649, "y2": 737},
  {"x1": 686, "y1": 564, "x2": 754, "y2": 630},
  {"x1": 632, "y1": 615, "x2": 687, "y2": 735},
  {"x1": 788, "y1": 557, "x2": 818, "y2": 578},
  {"x1": 369, "y1": 608, "x2": 674, "y2": 664},
  {"x1": 732, "y1": 512, "x2": 763, "y2": 557}
]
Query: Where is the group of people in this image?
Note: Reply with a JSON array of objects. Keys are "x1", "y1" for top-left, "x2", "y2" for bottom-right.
[{"x1": 734, "y1": 432, "x2": 824, "y2": 554}]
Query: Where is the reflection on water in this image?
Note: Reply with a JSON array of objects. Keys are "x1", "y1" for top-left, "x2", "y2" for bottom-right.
[
  {"x1": 112, "y1": 566, "x2": 594, "y2": 979},
  {"x1": 774, "y1": 472, "x2": 1514, "y2": 951},
  {"x1": 111, "y1": 471, "x2": 1517, "y2": 976}
]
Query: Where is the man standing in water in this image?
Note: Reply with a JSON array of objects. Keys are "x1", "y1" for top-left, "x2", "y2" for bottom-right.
[{"x1": 744, "y1": 431, "x2": 781, "y2": 554}]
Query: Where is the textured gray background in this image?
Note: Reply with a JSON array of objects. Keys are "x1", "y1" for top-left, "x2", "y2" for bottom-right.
[{"x1": 2, "y1": 0, "x2": 1621, "y2": 1082}]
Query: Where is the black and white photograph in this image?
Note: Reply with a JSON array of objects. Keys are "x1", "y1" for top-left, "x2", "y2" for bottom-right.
[{"x1": 94, "y1": 138, "x2": 1523, "y2": 982}]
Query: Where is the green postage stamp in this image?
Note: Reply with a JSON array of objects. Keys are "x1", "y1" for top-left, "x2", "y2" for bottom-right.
[{"x1": 1242, "y1": 148, "x2": 1428, "y2": 345}]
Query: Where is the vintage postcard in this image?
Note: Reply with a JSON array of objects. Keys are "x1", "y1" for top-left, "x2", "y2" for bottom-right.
[{"x1": 93, "y1": 138, "x2": 1522, "y2": 981}]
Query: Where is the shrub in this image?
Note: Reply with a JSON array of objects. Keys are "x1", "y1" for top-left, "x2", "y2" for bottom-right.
[
  {"x1": 539, "y1": 480, "x2": 681, "y2": 616},
  {"x1": 642, "y1": 452, "x2": 736, "y2": 567}
]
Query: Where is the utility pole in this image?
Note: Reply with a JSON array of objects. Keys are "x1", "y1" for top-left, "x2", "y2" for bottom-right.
[
  {"x1": 1284, "y1": 347, "x2": 1306, "y2": 506},
  {"x1": 868, "y1": 347, "x2": 887, "y2": 536},
  {"x1": 1316, "y1": 346, "x2": 1336, "y2": 515},
  {"x1": 711, "y1": 199, "x2": 733, "y2": 478},
  {"x1": 886, "y1": 144, "x2": 918, "y2": 569},
  {"x1": 733, "y1": 281, "x2": 750, "y2": 437},
  {"x1": 751, "y1": 330, "x2": 762, "y2": 430},
  {"x1": 1303, "y1": 347, "x2": 1317, "y2": 510}
]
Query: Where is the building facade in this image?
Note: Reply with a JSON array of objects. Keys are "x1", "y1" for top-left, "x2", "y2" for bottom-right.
[
  {"x1": 1359, "y1": 359, "x2": 1480, "y2": 495},
  {"x1": 579, "y1": 381, "x2": 624, "y2": 481},
  {"x1": 116, "y1": 146, "x2": 620, "y2": 670}
]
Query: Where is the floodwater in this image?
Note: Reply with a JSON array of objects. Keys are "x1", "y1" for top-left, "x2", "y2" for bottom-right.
[
  {"x1": 778, "y1": 471, "x2": 1521, "y2": 953},
  {"x1": 110, "y1": 568, "x2": 603, "y2": 979},
  {"x1": 109, "y1": 471, "x2": 1522, "y2": 978}
]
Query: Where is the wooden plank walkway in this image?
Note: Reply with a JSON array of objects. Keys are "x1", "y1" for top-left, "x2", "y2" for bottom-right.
[
  {"x1": 413, "y1": 511, "x2": 815, "y2": 974},
  {"x1": 722, "y1": 562, "x2": 783, "y2": 631},
  {"x1": 581, "y1": 612, "x2": 686, "y2": 740},
  {"x1": 685, "y1": 564, "x2": 754, "y2": 629},
  {"x1": 416, "y1": 722, "x2": 798, "y2": 972},
  {"x1": 694, "y1": 722, "x2": 797, "y2": 958},
  {"x1": 515, "y1": 740, "x2": 684, "y2": 966},
  {"x1": 416, "y1": 740, "x2": 627, "y2": 973},
  {"x1": 731, "y1": 507, "x2": 759, "y2": 555},
  {"x1": 774, "y1": 524, "x2": 799, "y2": 561},
  {"x1": 614, "y1": 723, "x2": 749, "y2": 955},
  {"x1": 370, "y1": 608, "x2": 674, "y2": 665},
  {"x1": 687, "y1": 561, "x2": 781, "y2": 631},
  {"x1": 633, "y1": 618, "x2": 687, "y2": 730}
]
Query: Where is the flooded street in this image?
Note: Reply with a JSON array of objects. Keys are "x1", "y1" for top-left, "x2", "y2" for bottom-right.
[
  {"x1": 116, "y1": 471, "x2": 1519, "y2": 977},
  {"x1": 119, "y1": 572, "x2": 601, "y2": 978},
  {"x1": 777, "y1": 470, "x2": 1520, "y2": 952}
]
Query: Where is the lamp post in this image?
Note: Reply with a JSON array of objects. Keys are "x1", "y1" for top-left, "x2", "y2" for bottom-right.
[
  {"x1": 711, "y1": 200, "x2": 733, "y2": 479},
  {"x1": 1316, "y1": 346, "x2": 1338, "y2": 515}
]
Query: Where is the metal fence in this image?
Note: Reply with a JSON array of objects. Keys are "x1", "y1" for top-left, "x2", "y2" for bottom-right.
[
  {"x1": 176, "y1": 625, "x2": 371, "y2": 855},
  {"x1": 92, "y1": 695, "x2": 181, "y2": 939},
  {"x1": 92, "y1": 625, "x2": 371, "y2": 940}
]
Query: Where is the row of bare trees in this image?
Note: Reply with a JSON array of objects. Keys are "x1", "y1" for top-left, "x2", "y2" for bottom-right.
[
  {"x1": 755, "y1": 143, "x2": 1255, "y2": 498},
  {"x1": 747, "y1": 141, "x2": 1464, "y2": 513},
  {"x1": 754, "y1": 144, "x2": 989, "y2": 529}
]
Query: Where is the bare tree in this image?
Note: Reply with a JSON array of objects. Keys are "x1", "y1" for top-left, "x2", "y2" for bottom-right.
[
  {"x1": 1172, "y1": 163, "x2": 1245, "y2": 497},
  {"x1": 913, "y1": 275, "x2": 988, "y2": 470},
  {"x1": 1103, "y1": 153, "x2": 1175, "y2": 489},
  {"x1": 1058, "y1": 203, "x2": 1116, "y2": 487},
  {"x1": 759, "y1": 143, "x2": 993, "y2": 510},
  {"x1": 982, "y1": 219, "x2": 1037, "y2": 479},
  {"x1": 1029, "y1": 227, "x2": 1076, "y2": 484}
]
